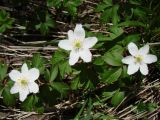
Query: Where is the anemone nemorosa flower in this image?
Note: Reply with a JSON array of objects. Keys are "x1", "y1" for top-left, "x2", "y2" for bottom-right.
[
  {"x1": 122, "y1": 42, "x2": 157, "y2": 75},
  {"x1": 58, "y1": 24, "x2": 98, "y2": 65},
  {"x1": 9, "y1": 63, "x2": 39, "y2": 102}
]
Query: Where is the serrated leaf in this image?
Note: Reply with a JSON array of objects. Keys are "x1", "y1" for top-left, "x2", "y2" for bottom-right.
[
  {"x1": 59, "y1": 61, "x2": 72, "y2": 78},
  {"x1": 32, "y1": 53, "x2": 45, "y2": 73},
  {"x1": 51, "y1": 50, "x2": 66, "y2": 65}
]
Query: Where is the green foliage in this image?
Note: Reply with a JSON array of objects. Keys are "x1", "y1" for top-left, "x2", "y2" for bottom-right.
[
  {"x1": 51, "y1": 82, "x2": 69, "y2": 98},
  {"x1": 51, "y1": 50, "x2": 72, "y2": 78},
  {"x1": 2, "y1": 82, "x2": 16, "y2": 106},
  {"x1": 49, "y1": 65, "x2": 58, "y2": 82},
  {"x1": 0, "y1": 10, "x2": 14, "y2": 33},
  {"x1": 103, "y1": 45, "x2": 124, "y2": 66},
  {"x1": 96, "y1": 0, "x2": 120, "y2": 24},
  {"x1": 47, "y1": 0, "x2": 82, "y2": 16},
  {"x1": 105, "y1": 68, "x2": 122, "y2": 84},
  {"x1": 0, "y1": 63, "x2": 8, "y2": 81},
  {"x1": 47, "y1": 0, "x2": 62, "y2": 8},
  {"x1": 111, "y1": 91, "x2": 125, "y2": 106},
  {"x1": 93, "y1": 112, "x2": 118, "y2": 120},
  {"x1": 136, "y1": 102, "x2": 158, "y2": 113},
  {"x1": 0, "y1": 0, "x2": 159, "y2": 119},
  {"x1": 35, "y1": 13, "x2": 55, "y2": 35},
  {"x1": 21, "y1": 95, "x2": 44, "y2": 113},
  {"x1": 32, "y1": 53, "x2": 46, "y2": 73}
]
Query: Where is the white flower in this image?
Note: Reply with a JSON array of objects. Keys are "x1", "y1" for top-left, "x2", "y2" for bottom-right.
[
  {"x1": 58, "y1": 24, "x2": 98, "y2": 65},
  {"x1": 9, "y1": 63, "x2": 40, "y2": 102},
  {"x1": 122, "y1": 42, "x2": 157, "y2": 75}
]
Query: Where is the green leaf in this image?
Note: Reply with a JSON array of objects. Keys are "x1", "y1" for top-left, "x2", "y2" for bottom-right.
[
  {"x1": 44, "y1": 68, "x2": 50, "y2": 81},
  {"x1": 0, "y1": 63, "x2": 8, "y2": 81},
  {"x1": 50, "y1": 65, "x2": 58, "y2": 81},
  {"x1": 51, "y1": 50, "x2": 66, "y2": 65},
  {"x1": 93, "y1": 57, "x2": 104, "y2": 65},
  {"x1": 86, "y1": 32, "x2": 109, "y2": 42},
  {"x1": 47, "y1": 0, "x2": 62, "y2": 8},
  {"x1": 21, "y1": 95, "x2": 34, "y2": 111},
  {"x1": 35, "y1": 13, "x2": 54, "y2": 35},
  {"x1": 136, "y1": 102, "x2": 147, "y2": 112},
  {"x1": 95, "y1": 3, "x2": 111, "y2": 12},
  {"x1": 147, "y1": 103, "x2": 157, "y2": 112},
  {"x1": 122, "y1": 34, "x2": 140, "y2": 46},
  {"x1": 71, "y1": 77, "x2": 80, "y2": 90},
  {"x1": 51, "y1": 82, "x2": 69, "y2": 97},
  {"x1": 118, "y1": 21, "x2": 146, "y2": 27},
  {"x1": 100, "y1": 8, "x2": 112, "y2": 23},
  {"x1": 105, "y1": 68, "x2": 122, "y2": 84},
  {"x1": 103, "y1": 45, "x2": 124, "y2": 66},
  {"x1": 0, "y1": 10, "x2": 14, "y2": 33},
  {"x1": 102, "y1": 91, "x2": 116, "y2": 100},
  {"x1": 21, "y1": 95, "x2": 44, "y2": 113},
  {"x1": 95, "y1": 0, "x2": 112, "y2": 12},
  {"x1": 103, "y1": 0, "x2": 112, "y2": 5},
  {"x1": 112, "y1": 4, "x2": 120, "y2": 25},
  {"x1": 59, "y1": 61, "x2": 72, "y2": 78},
  {"x1": 106, "y1": 26, "x2": 123, "y2": 40},
  {"x1": 32, "y1": 53, "x2": 46, "y2": 73},
  {"x1": 2, "y1": 87, "x2": 16, "y2": 106},
  {"x1": 111, "y1": 91, "x2": 125, "y2": 106},
  {"x1": 74, "y1": 99, "x2": 88, "y2": 120},
  {"x1": 64, "y1": 0, "x2": 82, "y2": 16}
]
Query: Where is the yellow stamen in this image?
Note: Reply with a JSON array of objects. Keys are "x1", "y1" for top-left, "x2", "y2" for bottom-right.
[
  {"x1": 18, "y1": 78, "x2": 28, "y2": 87},
  {"x1": 73, "y1": 40, "x2": 82, "y2": 49},
  {"x1": 135, "y1": 55, "x2": 143, "y2": 63}
]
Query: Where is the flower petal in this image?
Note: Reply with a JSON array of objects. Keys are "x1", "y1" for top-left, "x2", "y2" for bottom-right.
[
  {"x1": 80, "y1": 49, "x2": 92, "y2": 62},
  {"x1": 122, "y1": 56, "x2": 135, "y2": 64},
  {"x1": 128, "y1": 42, "x2": 139, "y2": 56},
  {"x1": 10, "y1": 83, "x2": 19, "y2": 94},
  {"x1": 69, "y1": 50, "x2": 79, "y2": 65},
  {"x1": 21, "y1": 63, "x2": 28, "y2": 73},
  {"x1": 83, "y1": 37, "x2": 98, "y2": 48},
  {"x1": 19, "y1": 88, "x2": 29, "y2": 102},
  {"x1": 144, "y1": 54, "x2": 157, "y2": 64},
  {"x1": 140, "y1": 63, "x2": 148, "y2": 75},
  {"x1": 28, "y1": 68, "x2": 40, "y2": 82},
  {"x1": 68, "y1": 30, "x2": 74, "y2": 41},
  {"x1": 139, "y1": 44, "x2": 149, "y2": 55},
  {"x1": 9, "y1": 70, "x2": 21, "y2": 81},
  {"x1": 74, "y1": 24, "x2": 85, "y2": 40},
  {"x1": 127, "y1": 63, "x2": 139, "y2": 75},
  {"x1": 58, "y1": 40, "x2": 72, "y2": 50},
  {"x1": 28, "y1": 82, "x2": 39, "y2": 93}
]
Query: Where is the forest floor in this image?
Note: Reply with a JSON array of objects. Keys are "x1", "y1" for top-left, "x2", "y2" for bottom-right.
[{"x1": 0, "y1": 0, "x2": 160, "y2": 120}]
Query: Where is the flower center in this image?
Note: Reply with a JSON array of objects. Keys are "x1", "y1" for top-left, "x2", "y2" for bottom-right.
[
  {"x1": 135, "y1": 55, "x2": 143, "y2": 63},
  {"x1": 73, "y1": 40, "x2": 82, "y2": 49},
  {"x1": 18, "y1": 78, "x2": 28, "y2": 88}
]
